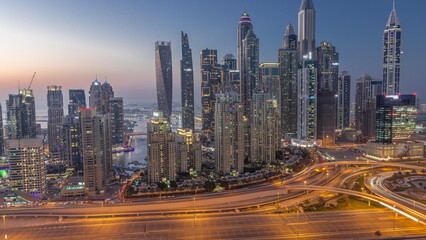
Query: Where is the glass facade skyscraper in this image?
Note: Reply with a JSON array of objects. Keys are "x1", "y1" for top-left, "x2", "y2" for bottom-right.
[
  {"x1": 47, "y1": 85, "x2": 64, "y2": 154},
  {"x1": 180, "y1": 32, "x2": 194, "y2": 130},
  {"x1": 155, "y1": 41, "x2": 173, "y2": 121},
  {"x1": 382, "y1": 3, "x2": 402, "y2": 95}
]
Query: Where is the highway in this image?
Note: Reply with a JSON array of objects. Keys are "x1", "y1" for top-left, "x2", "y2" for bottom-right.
[{"x1": 4, "y1": 209, "x2": 426, "y2": 240}]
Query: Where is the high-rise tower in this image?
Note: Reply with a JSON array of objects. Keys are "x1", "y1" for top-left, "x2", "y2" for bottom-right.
[
  {"x1": 6, "y1": 90, "x2": 37, "y2": 139},
  {"x1": 298, "y1": 0, "x2": 316, "y2": 62},
  {"x1": 89, "y1": 80, "x2": 114, "y2": 114},
  {"x1": 279, "y1": 24, "x2": 298, "y2": 137},
  {"x1": 155, "y1": 41, "x2": 173, "y2": 121},
  {"x1": 47, "y1": 85, "x2": 64, "y2": 154},
  {"x1": 200, "y1": 49, "x2": 222, "y2": 144},
  {"x1": 317, "y1": 42, "x2": 339, "y2": 91},
  {"x1": 68, "y1": 89, "x2": 86, "y2": 115},
  {"x1": 383, "y1": 2, "x2": 402, "y2": 95},
  {"x1": 180, "y1": 32, "x2": 195, "y2": 130}
]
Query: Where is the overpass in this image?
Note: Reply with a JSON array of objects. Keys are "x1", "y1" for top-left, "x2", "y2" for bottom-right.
[{"x1": 317, "y1": 161, "x2": 426, "y2": 171}]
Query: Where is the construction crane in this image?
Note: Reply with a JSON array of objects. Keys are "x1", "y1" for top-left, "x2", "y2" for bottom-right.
[{"x1": 28, "y1": 72, "x2": 36, "y2": 89}]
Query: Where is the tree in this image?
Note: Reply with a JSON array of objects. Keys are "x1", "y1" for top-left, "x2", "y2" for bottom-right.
[
  {"x1": 157, "y1": 182, "x2": 167, "y2": 191},
  {"x1": 374, "y1": 230, "x2": 382, "y2": 237},
  {"x1": 170, "y1": 181, "x2": 178, "y2": 188},
  {"x1": 219, "y1": 181, "x2": 230, "y2": 190},
  {"x1": 204, "y1": 181, "x2": 216, "y2": 192}
]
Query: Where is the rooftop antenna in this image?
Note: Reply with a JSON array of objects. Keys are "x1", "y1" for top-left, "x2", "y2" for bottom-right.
[{"x1": 393, "y1": 0, "x2": 396, "y2": 9}]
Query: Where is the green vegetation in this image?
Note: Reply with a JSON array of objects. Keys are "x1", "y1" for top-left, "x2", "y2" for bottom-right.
[{"x1": 316, "y1": 197, "x2": 383, "y2": 212}]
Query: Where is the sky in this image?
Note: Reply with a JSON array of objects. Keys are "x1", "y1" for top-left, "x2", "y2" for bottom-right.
[{"x1": 0, "y1": 0, "x2": 425, "y2": 113}]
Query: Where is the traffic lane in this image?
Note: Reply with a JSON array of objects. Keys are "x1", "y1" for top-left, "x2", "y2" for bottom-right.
[{"x1": 7, "y1": 209, "x2": 426, "y2": 240}]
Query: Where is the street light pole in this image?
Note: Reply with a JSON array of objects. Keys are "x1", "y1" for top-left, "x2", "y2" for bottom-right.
[{"x1": 2, "y1": 215, "x2": 6, "y2": 240}]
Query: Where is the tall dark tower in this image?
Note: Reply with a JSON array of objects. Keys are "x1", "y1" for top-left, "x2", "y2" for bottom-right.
[
  {"x1": 47, "y1": 85, "x2": 64, "y2": 154},
  {"x1": 279, "y1": 24, "x2": 298, "y2": 137},
  {"x1": 180, "y1": 32, "x2": 194, "y2": 130},
  {"x1": 298, "y1": 0, "x2": 316, "y2": 62},
  {"x1": 155, "y1": 41, "x2": 173, "y2": 121},
  {"x1": 383, "y1": 1, "x2": 402, "y2": 95},
  {"x1": 0, "y1": 103, "x2": 3, "y2": 156}
]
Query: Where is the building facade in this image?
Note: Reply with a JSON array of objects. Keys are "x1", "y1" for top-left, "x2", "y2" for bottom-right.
[
  {"x1": 176, "y1": 129, "x2": 202, "y2": 174},
  {"x1": 337, "y1": 72, "x2": 351, "y2": 129},
  {"x1": 278, "y1": 24, "x2": 298, "y2": 137},
  {"x1": 297, "y1": 60, "x2": 317, "y2": 140},
  {"x1": 147, "y1": 113, "x2": 177, "y2": 183},
  {"x1": 6, "y1": 90, "x2": 37, "y2": 139},
  {"x1": 6, "y1": 138, "x2": 46, "y2": 196},
  {"x1": 180, "y1": 32, "x2": 195, "y2": 130},
  {"x1": 200, "y1": 49, "x2": 222, "y2": 144},
  {"x1": 80, "y1": 108, "x2": 112, "y2": 196},
  {"x1": 47, "y1": 85, "x2": 64, "y2": 154},
  {"x1": 61, "y1": 114, "x2": 82, "y2": 169},
  {"x1": 214, "y1": 82, "x2": 245, "y2": 175},
  {"x1": 68, "y1": 89, "x2": 86, "y2": 115},
  {"x1": 317, "y1": 89, "x2": 336, "y2": 146},
  {"x1": 317, "y1": 41, "x2": 339, "y2": 91},
  {"x1": 89, "y1": 80, "x2": 114, "y2": 115},
  {"x1": 250, "y1": 82, "x2": 280, "y2": 163},
  {"x1": 109, "y1": 97, "x2": 124, "y2": 145},
  {"x1": 382, "y1": 4, "x2": 402, "y2": 95},
  {"x1": 155, "y1": 41, "x2": 173, "y2": 121}
]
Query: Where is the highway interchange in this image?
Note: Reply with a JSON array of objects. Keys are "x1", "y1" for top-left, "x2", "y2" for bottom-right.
[{"x1": 2, "y1": 148, "x2": 426, "y2": 239}]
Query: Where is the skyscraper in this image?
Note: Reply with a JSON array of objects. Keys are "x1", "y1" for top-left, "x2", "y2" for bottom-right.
[
  {"x1": 61, "y1": 114, "x2": 82, "y2": 169},
  {"x1": 297, "y1": 0, "x2": 317, "y2": 141},
  {"x1": 47, "y1": 85, "x2": 64, "y2": 154},
  {"x1": 214, "y1": 81, "x2": 244, "y2": 175},
  {"x1": 200, "y1": 49, "x2": 222, "y2": 144},
  {"x1": 297, "y1": 60, "x2": 317, "y2": 140},
  {"x1": 279, "y1": 24, "x2": 298, "y2": 137},
  {"x1": 298, "y1": 0, "x2": 316, "y2": 62},
  {"x1": 176, "y1": 129, "x2": 202, "y2": 174},
  {"x1": 336, "y1": 72, "x2": 351, "y2": 129},
  {"x1": 6, "y1": 138, "x2": 46, "y2": 196},
  {"x1": 375, "y1": 94, "x2": 416, "y2": 143},
  {"x1": 382, "y1": 2, "x2": 402, "y2": 95},
  {"x1": 317, "y1": 89, "x2": 336, "y2": 146},
  {"x1": 180, "y1": 32, "x2": 195, "y2": 130},
  {"x1": 259, "y1": 63, "x2": 281, "y2": 108},
  {"x1": 89, "y1": 80, "x2": 114, "y2": 114},
  {"x1": 68, "y1": 89, "x2": 86, "y2": 115},
  {"x1": 155, "y1": 41, "x2": 173, "y2": 121},
  {"x1": 109, "y1": 97, "x2": 124, "y2": 145},
  {"x1": 222, "y1": 54, "x2": 240, "y2": 94},
  {"x1": 250, "y1": 82, "x2": 280, "y2": 163},
  {"x1": 317, "y1": 41, "x2": 339, "y2": 91},
  {"x1": 355, "y1": 74, "x2": 383, "y2": 140},
  {"x1": 241, "y1": 29, "x2": 260, "y2": 116},
  {"x1": 80, "y1": 108, "x2": 112, "y2": 196},
  {"x1": 147, "y1": 112, "x2": 176, "y2": 183},
  {"x1": 6, "y1": 90, "x2": 37, "y2": 139}
]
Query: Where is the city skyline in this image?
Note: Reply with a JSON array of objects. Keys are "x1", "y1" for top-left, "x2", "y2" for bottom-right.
[{"x1": 1, "y1": 0, "x2": 424, "y2": 112}]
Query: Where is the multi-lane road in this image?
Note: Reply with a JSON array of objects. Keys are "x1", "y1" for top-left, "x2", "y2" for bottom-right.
[{"x1": 5, "y1": 209, "x2": 426, "y2": 240}]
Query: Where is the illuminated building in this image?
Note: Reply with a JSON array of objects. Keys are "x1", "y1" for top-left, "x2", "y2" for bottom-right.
[
  {"x1": 259, "y1": 63, "x2": 281, "y2": 112},
  {"x1": 6, "y1": 90, "x2": 37, "y2": 139},
  {"x1": 317, "y1": 42, "x2": 339, "y2": 91},
  {"x1": 337, "y1": 72, "x2": 351, "y2": 129},
  {"x1": 278, "y1": 24, "x2": 298, "y2": 137},
  {"x1": 250, "y1": 82, "x2": 280, "y2": 163},
  {"x1": 6, "y1": 138, "x2": 46, "y2": 196},
  {"x1": 200, "y1": 49, "x2": 222, "y2": 144},
  {"x1": 317, "y1": 89, "x2": 336, "y2": 146},
  {"x1": 237, "y1": 12, "x2": 253, "y2": 111},
  {"x1": 298, "y1": 0, "x2": 316, "y2": 62},
  {"x1": 47, "y1": 85, "x2": 64, "y2": 154},
  {"x1": 375, "y1": 94, "x2": 416, "y2": 143},
  {"x1": 176, "y1": 129, "x2": 201, "y2": 174},
  {"x1": 222, "y1": 54, "x2": 240, "y2": 94},
  {"x1": 61, "y1": 114, "x2": 82, "y2": 169},
  {"x1": 147, "y1": 112, "x2": 176, "y2": 182},
  {"x1": 109, "y1": 97, "x2": 124, "y2": 144},
  {"x1": 383, "y1": 2, "x2": 402, "y2": 95},
  {"x1": 89, "y1": 79, "x2": 114, "y2": 114},
  {"x1": 355, "y1": 74, "x2": 383, "y2": 140},
  {"x1": 180, "y1": 32, "x2": 195, "y2": 130},
  {"x1": 80, "y1": 108, "x2": 112, "y2": 196},
  {"x1": 68, "y1": 89, "x2": 86, "y2": 115},
  {"x1": 214, "y1": 81, "x2": 244, "y2": 175},
  {"x1": 155, "y1": 41, "x2": 173, "y2": 121},
  {"x1": 297, "y1": 60, "x2": 317, "y2": 140}
]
